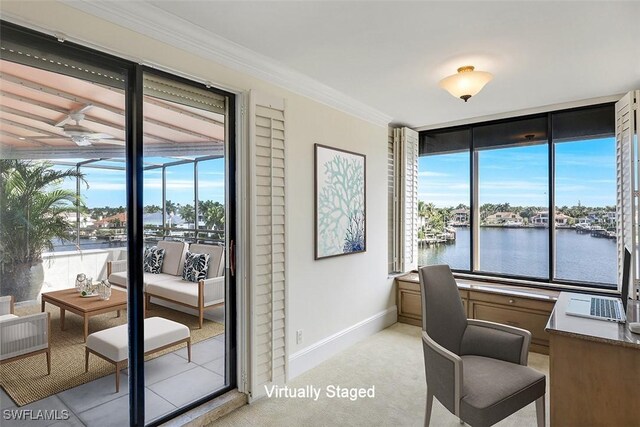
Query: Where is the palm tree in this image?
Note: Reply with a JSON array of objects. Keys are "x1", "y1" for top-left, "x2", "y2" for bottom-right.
[
  {"x1": 0, "y1": 160, "x2": 85, "y2": 301},
  {"x1": 199, "y1": 200, "x2": 225, "y2": 230}
]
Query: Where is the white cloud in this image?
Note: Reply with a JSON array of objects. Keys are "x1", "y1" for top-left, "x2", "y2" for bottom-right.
[
  {"x1": 86, "y1": 183, "x2": 126, "y2": 191},
  {"x1": 418, "y1": 171, "x2": 450, "y2": 178}
]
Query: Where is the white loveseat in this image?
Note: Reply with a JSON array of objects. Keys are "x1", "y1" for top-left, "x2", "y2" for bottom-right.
[{"x1": 107, "y1": 241, "x2": 225, "y2": 328}]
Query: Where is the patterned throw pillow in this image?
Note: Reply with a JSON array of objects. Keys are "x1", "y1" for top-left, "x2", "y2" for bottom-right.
[
  {"x1": 182, "y1": 251, "x2": 210, "y2": 283},
  {"x1": 143, "y1": 246, "x2": 165, "y2": 274}
]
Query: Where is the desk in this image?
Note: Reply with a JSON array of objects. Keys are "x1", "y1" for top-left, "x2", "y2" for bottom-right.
[
  {"x1": 396, "y1": 273, "x2": 558, "y2": 353},
  {"x1": 546, "y1": 292, "x2": 640, "y2": 427}
]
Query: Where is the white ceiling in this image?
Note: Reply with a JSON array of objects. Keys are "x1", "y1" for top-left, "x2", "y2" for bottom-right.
[{"x1": 77, "y1": 1, "x2": 640, "y2": 128}]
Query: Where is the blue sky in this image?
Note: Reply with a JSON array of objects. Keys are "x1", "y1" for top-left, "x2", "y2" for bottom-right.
[
  {"x1": 55, "y1": 157, "x2": 225, "y2": 208},
  {"x1": 419, "y1": 137, "x2": 616, "y2": 208}
]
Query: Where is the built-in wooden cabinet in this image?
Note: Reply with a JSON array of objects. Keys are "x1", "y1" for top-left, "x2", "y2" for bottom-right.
[{"x1": 396, "y1": 274, "x2": 558, "y2": 354}]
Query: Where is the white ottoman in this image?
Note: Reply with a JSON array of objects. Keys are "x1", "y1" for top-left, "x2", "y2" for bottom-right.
[{"x1": 85, "y1": 317, "x2": 191, "y2": 392}]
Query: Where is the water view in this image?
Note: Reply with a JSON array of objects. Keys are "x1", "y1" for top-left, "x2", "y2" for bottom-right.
[{"x1": 420, "y1": 227, "x2": 617, "y2": 287}]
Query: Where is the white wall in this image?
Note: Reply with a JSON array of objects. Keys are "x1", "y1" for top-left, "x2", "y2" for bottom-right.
[{"x1": 1, "y1": 0, "x2": 396, "y2": 379}]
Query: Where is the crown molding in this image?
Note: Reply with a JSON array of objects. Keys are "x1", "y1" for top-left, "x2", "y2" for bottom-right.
[{"x1": 51, "y1": 0, "x2": 392, "y2": 127}]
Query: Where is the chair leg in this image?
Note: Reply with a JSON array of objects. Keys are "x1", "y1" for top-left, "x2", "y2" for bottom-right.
[
  {"x1": 46, "y1": 350, "x2": 51, "y2": 375},
  {"x1": 425, "y1": 390, "x2": 433, "y2": 427},
  {"x1": 145, "y1": 294, "x2": 151, "y2": 316},
  {"x1": 85, "y1": 348, "x2": 90, "y2": 372},
  {"x1": 187, "y1": 339, "x2": 192, "y2": 363},
  {"x1": 115, "y1": 363, "x2": 121, "y2": 393},
  {"x1": 536, "y1": 395, "x2": 545, "y2": 427},
  {"x1": 198, "y1": 308, "x2": 204, "y2": 329}
]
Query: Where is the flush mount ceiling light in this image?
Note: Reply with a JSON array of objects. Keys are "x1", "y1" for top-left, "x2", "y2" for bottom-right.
[{"x1": 439, "y1": 65, "x2": 493, "y2": 102}]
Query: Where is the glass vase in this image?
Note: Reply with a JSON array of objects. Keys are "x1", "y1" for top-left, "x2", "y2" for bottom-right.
[
  {"x1": 99, "y1": 280, "x2": 111, "y2": 300},
  {"x1": 75, "y1": 273, "x2": 86, "y2": 292}
]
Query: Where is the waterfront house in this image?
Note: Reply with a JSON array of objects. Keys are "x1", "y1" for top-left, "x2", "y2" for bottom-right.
[
  {"x1": 62, "y1": 212, "x2": 94, "y2": 228},
  {"x1": 531, "y1": 211, "x2": 573, "y2": 226},
  {"x1": 451, "y1": 208, "x2": 469, "y2": 225},
  {"x1": 484, "y1": 211, "x2": 519, "y2": 225},
  {"x1": 93, "y1": 212, "x2": 127, "y2": 229}
]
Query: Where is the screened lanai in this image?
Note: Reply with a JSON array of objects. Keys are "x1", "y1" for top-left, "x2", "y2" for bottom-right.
[
  {"x1": 0, "y1": 57, "x2": 227, "y2": 249},
  {"x1": 1, "y1": 34, "x2": 232, "y2": 419}
]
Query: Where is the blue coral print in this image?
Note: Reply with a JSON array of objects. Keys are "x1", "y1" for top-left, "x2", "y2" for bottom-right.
[{"x1": 317, "y1": 147, "x2": 365, "y2": 257}]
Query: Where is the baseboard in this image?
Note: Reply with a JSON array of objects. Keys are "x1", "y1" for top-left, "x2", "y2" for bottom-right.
[{"x1": 288, "y1": 305, "x2": 397, "y2": 379}]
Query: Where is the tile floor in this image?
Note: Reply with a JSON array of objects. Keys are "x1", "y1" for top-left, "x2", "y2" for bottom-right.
[{"x1": 1, "y1": 334, "x2": 226, "y2": 427}]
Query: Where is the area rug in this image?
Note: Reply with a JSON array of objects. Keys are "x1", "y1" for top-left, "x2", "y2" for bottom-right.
[{"x1": 0, "y1": 302, "x2": 224, "y2": 406}]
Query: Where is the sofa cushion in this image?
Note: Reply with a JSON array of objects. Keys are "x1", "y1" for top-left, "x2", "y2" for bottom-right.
[
  {"x1": 146, "y1": 279, "x2": 200, "y2": 306},
  {"x1": 157, "y1": 241, "x2": 188, "y2": 276},
  {"x1": 182, "y1": 252, "x2": 210, "y2": 282},
  {"x1": 108, "y1": 271, "x2": 128, "y2": 288},
  {"x1": 189, "y1": 244, "x2": 224, "y2": 278},
  {"x1": 143, "y1": 246, "x2": 165, "y2": 274},
  {"x1": 108, "y1": 272, "x2": 176, "y2": 289}
]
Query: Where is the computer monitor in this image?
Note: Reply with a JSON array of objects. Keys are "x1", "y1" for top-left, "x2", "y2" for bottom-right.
[{"x1": 621, "y1": 246, "x2": 631, "y2": 313}]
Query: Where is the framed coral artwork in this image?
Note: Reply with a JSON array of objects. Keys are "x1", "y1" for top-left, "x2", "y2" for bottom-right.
[{"x1": 314, "y1": 144, "x2": 366, "y2": 259}]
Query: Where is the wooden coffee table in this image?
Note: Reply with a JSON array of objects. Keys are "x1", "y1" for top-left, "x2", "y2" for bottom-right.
[{"x1": 41, "y1": 288, "x2": 127, "y2": 342}]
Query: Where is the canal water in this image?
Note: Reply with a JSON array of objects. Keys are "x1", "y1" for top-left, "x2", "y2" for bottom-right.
[
  {"x1": 419, "y1": 228, "x2": 617, "y2": 287},
  {"x1": 51, "y1": 238, "x2": 127, "y2": 252}
]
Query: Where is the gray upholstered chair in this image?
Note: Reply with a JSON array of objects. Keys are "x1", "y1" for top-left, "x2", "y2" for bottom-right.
[{"x1": 419, "y1": 265, "x2": 545, "y2": 427}]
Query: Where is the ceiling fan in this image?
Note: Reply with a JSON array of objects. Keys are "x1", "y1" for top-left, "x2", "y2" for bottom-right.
[
  {"x1": 61, "y1": 111, "x2": 123, "y2": 147},
  {"x1": 34, "y1": 105, "x2": 124, "y2": 147}
]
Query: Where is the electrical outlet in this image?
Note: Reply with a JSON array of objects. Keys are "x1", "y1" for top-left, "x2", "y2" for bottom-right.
[{"x1": 296, "y1": 329, "x2": 303, "y2": 344}]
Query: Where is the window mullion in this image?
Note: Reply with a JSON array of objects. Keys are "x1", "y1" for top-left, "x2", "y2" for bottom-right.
[
  {"x1": 471, "y1": 150, "x2": 479, "y2": 271},
  {"x1": 548, "y1": 113, "x2": 555, "y2": 281}
]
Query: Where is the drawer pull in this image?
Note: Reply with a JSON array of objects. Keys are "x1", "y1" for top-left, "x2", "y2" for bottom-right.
[{"x1": 508, "y1": 299, "x2": 516, "y2": 304}]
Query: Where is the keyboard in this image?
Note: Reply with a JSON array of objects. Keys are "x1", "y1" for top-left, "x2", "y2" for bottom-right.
[{"x1": 590, "y1": 298, "x2": 622, "y2": 320}]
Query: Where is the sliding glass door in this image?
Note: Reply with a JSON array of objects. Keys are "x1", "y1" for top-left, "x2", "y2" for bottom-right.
[
  {"x1": 0, "y1": 21, "x2": 236, "y2": 426},
  {"x1": 140, "y1": 71, "x2": 234, "y2": 423}
]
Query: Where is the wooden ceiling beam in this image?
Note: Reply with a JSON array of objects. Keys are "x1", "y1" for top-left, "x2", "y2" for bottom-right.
[
  {"x1": 0, "y1": 105, "x2": 57, "y2": 126},
  {"x1": 0, "y1": 89, "x2": 69, "y2": 114},
  {"x1": 1, "y1": 76, "x2": 223, "y2": 142},
  {"x1": 3, "y1": 143, "x2": 224, "y2": 160},
  {"x1": 0, "y1": 129, "x2": 48, "y2": 147},
  {"x1": 0, "y1": 72, "x2": 125, "y2": 116},
  {"x1": 0, "y1": 117, "x2": 62, "y2": 139},
  {"x1": 144, "y1": 97, "x2": 225, "y2": 127}
]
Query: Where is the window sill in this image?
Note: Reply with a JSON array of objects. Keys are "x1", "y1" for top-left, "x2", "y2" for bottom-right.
[
  {"x1": 398, "y1": 271, "x2": 561, "y2": 302},
  {"x1": 404, "y1": 269, "x2": 620, "y2": 298}
]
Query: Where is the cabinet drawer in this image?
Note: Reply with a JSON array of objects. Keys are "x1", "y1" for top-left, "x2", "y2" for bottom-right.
[
  {"x1": 398, "y1": 290, "x2": 422, "y2": 320},
  {"x1": 470, "y1": 291, "x2": 555, "y2": 313},
  {"x1": 397, "y1": 279, "x2": 420, "y2": 293},
  {"x1": 471, "y1": 302, "x2": 550, "y2": 345},
  {"x1": 397, "y1": 289, "x2": 467, "y2": 319}
]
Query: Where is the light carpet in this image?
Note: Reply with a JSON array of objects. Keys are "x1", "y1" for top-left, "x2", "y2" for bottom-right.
[
  {"x1": 0, "y1": 301, "x2": 224, "y2": 406},
  {"x1": 215, "y1": 322, "x2": 549, "y2": 427}
]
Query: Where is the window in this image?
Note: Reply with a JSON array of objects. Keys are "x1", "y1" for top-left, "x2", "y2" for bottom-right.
[
  {"x1": 1, "y1": 22, "x2": 236, "y2": 425},
  {"x1": 418, "y1": 129, "x2": 470, "y2": 271},
  {"x1": 475, "y1": 117, "x2": 549, "y2": 279},
  {"x1": 418, "y1": 104, "x2": 616, "y2": 288},
  {"x1": 553, "y1": 106, "x2": 617, "y2": 287}
]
